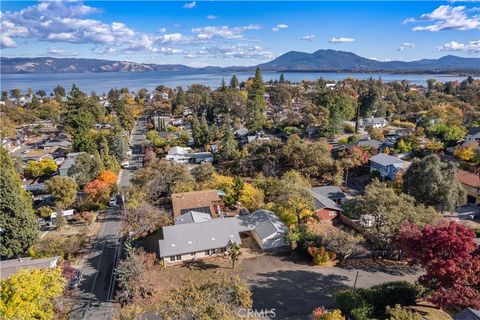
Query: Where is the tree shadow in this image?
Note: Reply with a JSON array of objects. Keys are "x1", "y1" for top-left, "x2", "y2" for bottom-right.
[{"x1": 249, "y1": 270, "x2": 350, "y2": 319}]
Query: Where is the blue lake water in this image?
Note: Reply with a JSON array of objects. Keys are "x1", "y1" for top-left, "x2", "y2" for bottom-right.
[{"x1": 0, "y1": 71, "x2": 474, "y2": 95}]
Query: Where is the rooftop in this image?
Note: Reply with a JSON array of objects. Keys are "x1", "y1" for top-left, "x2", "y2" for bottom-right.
[
  {"x1": 0, "y1": 256, "x2": 60, "y2": 279},
  {"x1": 369, "y1": 153, "x2": 406, "y2": 167},
  {"x1": 457, "y1": 170, "x2": 480, "y2": 188},
  {"x1": 171, "y1": 189, "x2": 221, "y2": 218}
]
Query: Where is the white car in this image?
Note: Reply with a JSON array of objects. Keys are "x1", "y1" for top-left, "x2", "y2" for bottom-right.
[
  {"x1": 121, "y1": 161, "x2": 130, "y2": 169},
  {"x1": 108, "y1": 197, "x2": 117, "y2": 207}
]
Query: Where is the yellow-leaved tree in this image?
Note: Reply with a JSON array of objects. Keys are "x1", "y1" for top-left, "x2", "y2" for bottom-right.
[{"x1": 0, "y1": 268, "x2": 66, "y2": 320}]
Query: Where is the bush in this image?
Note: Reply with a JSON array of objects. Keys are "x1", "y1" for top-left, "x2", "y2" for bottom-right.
[
  {"x1": 28, "y1": 234, "x2": 84, "y2": 260},
  {"x1": 307, "y1": 246, "x2": 336, "y2": 266},
  {"x1": 335, "y1": 281, "x2": 426, "y2": 320},
  {"x1": 335, "y1": 290, "x2": 373, "y2": 320},
  {"x1": 386, "y1": 305, "x2": 422, "y2": 320}
]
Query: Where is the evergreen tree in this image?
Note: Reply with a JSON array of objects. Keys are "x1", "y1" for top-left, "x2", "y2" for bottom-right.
[
  {"x1": 229, "y1": 74, "x2": 239, "y2": 89},
  {"x1": 199, "y1": 114, "x2": 211, "y2": 146},
  {"x1": 0, "y1": 147, "x2": 38, "y2": 257},
  {"x1": 192, "y1": 115, "x2": 210, "y2": 147},
  {"x1": 219, "y1": 115, "x2": 238, "y2": 160},
  {"x1": 246, "y1": 67, "x2": 267, "y2": 132},
  {"x1": 279, "y1": 73, "x2": 286, "y2": 84},
  {"x1": 220, "y1": 78, "x2": 227, "y2": 91}
]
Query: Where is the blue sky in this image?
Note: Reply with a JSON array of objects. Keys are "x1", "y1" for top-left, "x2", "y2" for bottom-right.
[{"x1": 1, "y1": 1, "x2": 479, "y2": 66}]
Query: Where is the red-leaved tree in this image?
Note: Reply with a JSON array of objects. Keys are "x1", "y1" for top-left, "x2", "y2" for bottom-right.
[{"x1": 396, "y1": 221, "x2": 480, "y2": 311}]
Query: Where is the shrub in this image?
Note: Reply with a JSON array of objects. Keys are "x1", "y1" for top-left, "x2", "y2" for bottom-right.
[
  {"x1": 307, "y1": 246, "x2": 336, "y2": 266},
  {"x1": 386, "y1": 305, "x2": 422, "y2": 320},
  {"x1": 335, "y1": 290, "x2": 373, "y2": 320},
  {"x1": 28, "y1": 234, "x2": 83, "y2": 260}
]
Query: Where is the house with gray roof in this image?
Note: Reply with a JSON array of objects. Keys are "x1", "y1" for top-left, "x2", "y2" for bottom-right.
[
  {"x1": 159, "y1": 209, "x2": 289, "y2": 265},
  {"x1": 357, "y1": 139, "x2": 383, "y2": 151},
  {"x1": 311, "y1": 186, "x2": 346, "y2": 221},
  {"x1": 0, "y1": 256, "x2": 60, "y2": 279},
  {"x1": 360, "y1": 117, "x2": 388, "y2": 128},
  {"x1": 369, "y1": 153, "x2": 411, "y2": 180}
]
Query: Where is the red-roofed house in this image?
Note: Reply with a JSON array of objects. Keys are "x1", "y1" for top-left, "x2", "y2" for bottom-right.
[{"x1": 456, "y1": 170, "x2": 480, "y2": 204}]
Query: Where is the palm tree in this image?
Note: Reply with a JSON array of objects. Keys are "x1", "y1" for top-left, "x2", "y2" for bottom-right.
[{"x1": 228, "y1": 241, "x2": 242, "y2": 269}]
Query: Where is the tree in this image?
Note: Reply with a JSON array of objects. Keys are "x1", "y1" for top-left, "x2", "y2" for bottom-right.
[
  {"x1": 156, "y1": 274, "x2": 252, "y2": 320},
  {"x1": 115, "y1": 243, "x2": 160, "y2": 304},
  {"x1": 53, "y1": 85, "x2": 66, "y2": 97},
  {"x1": 228, "y1": 241, "x2": 242, "y2": 269},
  {"x1": 10, "y1": 88, "x2": 21, "y2": 99},
  {"x1": 191, "y1": 114, "x2": 210, "y2": 147},
  {"x1": 0, "y1": 268, "x2": 66, "y2": 320},
  {"x1": 97, "y1": 170, "x2": 118, "y2": 186},
  {"x1": 229, "y1": 74, "x2": 239, "y2": 89},
  {"x1": 68, "y1": 153, "x2": 101, "y2": 186},
  {"x1": 453, "y1": 146, "x2": 474, "y2": 161},
  {"x1": 238, "y1": 183, "x2": 265, "y2": 211},
  {"x1": 403, "y1": 155, "x2": 466, "y2": 211},
  {"x1": 123, "y1": 201, "x2": 170, "y2": 238},
  {"x1": 346, "y1": 180, "x2": 439, "y2": 249},
  {"x1": 109, "y1": 132, "x2": 129, "y2": 161},
  {"x1": 36, "y1": 90, "x2": 46, "y2": 98},
  {"x1": 25, "y1": 158, "x2": 58, "y2": 178},
  {"x1": 396, "y1": 221, "x2": 480, "y2": 310},
  {"x1": 246, "y1": 67, "x2": 267, "y2": 132},
  {"x1": 191, "y1": 163, "x2": 215, "y2": 186},
  {"x1": 261, "y1": 170, "x2": 315, "y2": 226},
  {"x1": 45, "y1": 176, "x2": 78, "y2": 210},
  {"x1": 322, "y1": 230, "x2": 362, "y2": 261},
  {"x1": 0, "y1": 147, "x2": 38, "y2": 257},
  {"x1": 219, "y1": 115, "x2": 239, "y2": 160},
  {"x1": 84, "y1": 179, "x2": 111, "y2": 205}
]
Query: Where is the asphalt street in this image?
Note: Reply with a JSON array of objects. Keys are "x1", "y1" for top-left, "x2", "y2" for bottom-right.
[{"x1": 71, "y1": 115, "x2": 146, "y2": 319}]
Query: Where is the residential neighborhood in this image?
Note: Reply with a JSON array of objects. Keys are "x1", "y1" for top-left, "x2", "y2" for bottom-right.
[{"x1": 1, "y1": 1, "x2": 480, "y2": 319}]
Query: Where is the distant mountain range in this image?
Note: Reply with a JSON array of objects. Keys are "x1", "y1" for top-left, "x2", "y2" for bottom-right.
[{"x1": 2, "y1": 50, "x2": 479, "y2": 74}]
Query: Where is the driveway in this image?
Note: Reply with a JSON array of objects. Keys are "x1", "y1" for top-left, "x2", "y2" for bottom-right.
[{"x1": 241, "y1": 255, "x2": 420, "y2": 320}]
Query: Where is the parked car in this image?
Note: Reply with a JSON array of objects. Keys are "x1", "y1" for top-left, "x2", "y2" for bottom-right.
[
  {"x1": 109, "y1": 197, "x2": 117, "y2": 207},
  {"x1": 68, "y1": 270, "x2": 82, "y2": 289},
  {"x1": 121, "y1": 161, "x2": 130, "y2": 169}
]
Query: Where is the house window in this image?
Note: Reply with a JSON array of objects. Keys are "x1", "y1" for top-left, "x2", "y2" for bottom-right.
[
  {"x1": 191, "y1": 252, "x2": 196, "y2": 256},
  {"x1": 205, "y1": 250, "x2": 210, "y2": 255},
  {"x1": 329, "y1": 211, "x2": 337, "y2": 216},
  {"x1": 176, "y1": 255, "x2": 182, "y2": 261},
  {"x1": 170, "y1": 256, "x2": 176, "y2": 262}
]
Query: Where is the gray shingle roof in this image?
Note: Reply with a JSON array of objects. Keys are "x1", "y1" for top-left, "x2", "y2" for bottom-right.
[
  {"x1": 159, "y1": 218, "x2": 241, "y2": 258},
  {"x1": 174, "y1": 211, "x2": 212, "y2": 225},
  {"x1": 237, "y1": 210, "x2": 288, "y2": 239},
  {"x1": 311, "y1": 186, "x2": 346, "y2": 201},
  {"x1": 358, "y1": 139, "x2": 383, "y2": 149},
  {"x1": 454, "y1": 308, "x2": 480, "y2": 320},
  {"x1": 0, "y1": 256, "x2": 60, "y2": 279},
  {"x1": 467, "y1": 127, "x2": 480, "y2": 136},
  {"x1": 311, "y1": 188, "x2": 342, "y2": 211},
  {"x1": 369, "y1": 153, "x2": 405, "y2": 167}
]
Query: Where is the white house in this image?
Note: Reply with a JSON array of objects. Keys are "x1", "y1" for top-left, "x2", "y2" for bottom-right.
[
  {"x1": 361, "y1": 117, "x2": 388, "y2": 128},
  {"x1": 165, "y1": 146, "x2": 192, "y2": 164}
]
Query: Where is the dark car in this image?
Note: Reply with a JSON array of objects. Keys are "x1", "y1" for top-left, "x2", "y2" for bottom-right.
[{"x1": 68, "y1": 270, "x2": 82, "y2": 289}]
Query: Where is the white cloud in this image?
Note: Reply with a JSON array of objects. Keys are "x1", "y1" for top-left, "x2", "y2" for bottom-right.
[
  {"x1": 397, "y1": 42, "x2": 416, "y2": 51},
  {"x1": 368, "y1": 57, "x2": 394, "y2": 62},
  {"x1": 329, "y1": 37, "x2": 355, "y2": 43},
  {"x1": 299, "y1": 35, "x2": 315, "y2": 41},
  {"x1": 272, "y1": 24, "x2": 288, "y2": 32},
  {"x1": 183, "y1": 1, "x2": 196, "y2": 9},
  {"x1": 192, "y1": 25, "x2": 261, "y2": 40},
  {"x1": 158, "y1": 27, "x2": 167, "y2": 33},
  {"x1": 46, "y1": 47, "x2": 77, "y2": 56},
  {"x1": 403, "y1": 5, "x2": 480, "y2": 31},
  {"x1": 199, "y1": 44, "x2": 275, "y2": 59},
  {"x1": 437, "y1": 40, "x2": 480, "y2": 53},
  {"x1": 206, "y1": 15, "x2": 218, "y2": 20}
]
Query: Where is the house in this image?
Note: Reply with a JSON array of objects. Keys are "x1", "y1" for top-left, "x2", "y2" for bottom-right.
[
  {"x1": 159, "y1": 218, "x2": 241, "y2": 265},
  {"x1": 51, "y1": 209, "x2": 75, "y2": 220},
  {"x1": 58, "y1": 152, "x2": 84, "y2": 177},
  {"x1": 311, "y1": 186, "x2": 346, "y2": 221},
  {"x1": 464, "y1": 127, "x2": 480, "y2": 144},
  {"x1": 454, "y1": 308, "x2": 480, "y2": 320},
  {"x1": 369, "y1": 153, "x2": 411, "y2": 180},
  {"x1": 171, "y1": 190, "x2": 223, "y2": 218},
  {"x1": 456, "y1": 170, "x2": 480, "y2": 204},
  {"x1": 247, "y1": 132, "x2": 271, "y2": 144},
  {"x1": 189, "y1": 152, "x2": 214, "y2": 164},
  {"x1": 237, "y1": 210, "x2": 289, "y2": 250},
  {"x1": 165, "y1": 146, "x2": 192, "y2": 164},
  {"x1": 360, "y1": 117, "x2": 388, "y2": 128},
  {"x1": 159, "y1": 209, "x2": 289, "y2": 265},
  {"x1": 235, "y1": 127, "x2": 249, "y2": 144},
  {"x1": 0, "y1": 256, "x2": 60, "y2": 279},
  {"x1": 357, "y1": 139, "x2": 383, "y2": 151}
]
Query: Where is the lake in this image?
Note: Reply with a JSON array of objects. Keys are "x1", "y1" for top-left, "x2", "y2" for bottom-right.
[{"x1": 0, "y1": 71, "x2": 473, "y2": 95}]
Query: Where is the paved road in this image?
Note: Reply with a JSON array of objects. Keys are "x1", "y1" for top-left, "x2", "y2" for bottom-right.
[{"x1": 71, "y1": 115, "x2": 146, "y2": 319}]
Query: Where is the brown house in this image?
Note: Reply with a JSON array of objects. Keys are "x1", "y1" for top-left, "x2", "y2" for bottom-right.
[
  {"x1": 456, "y1": 170, "x2": 480, "y2": 204},
  {"x1": 171, "y1": 190, "x2": 223, "y2": 218}
]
